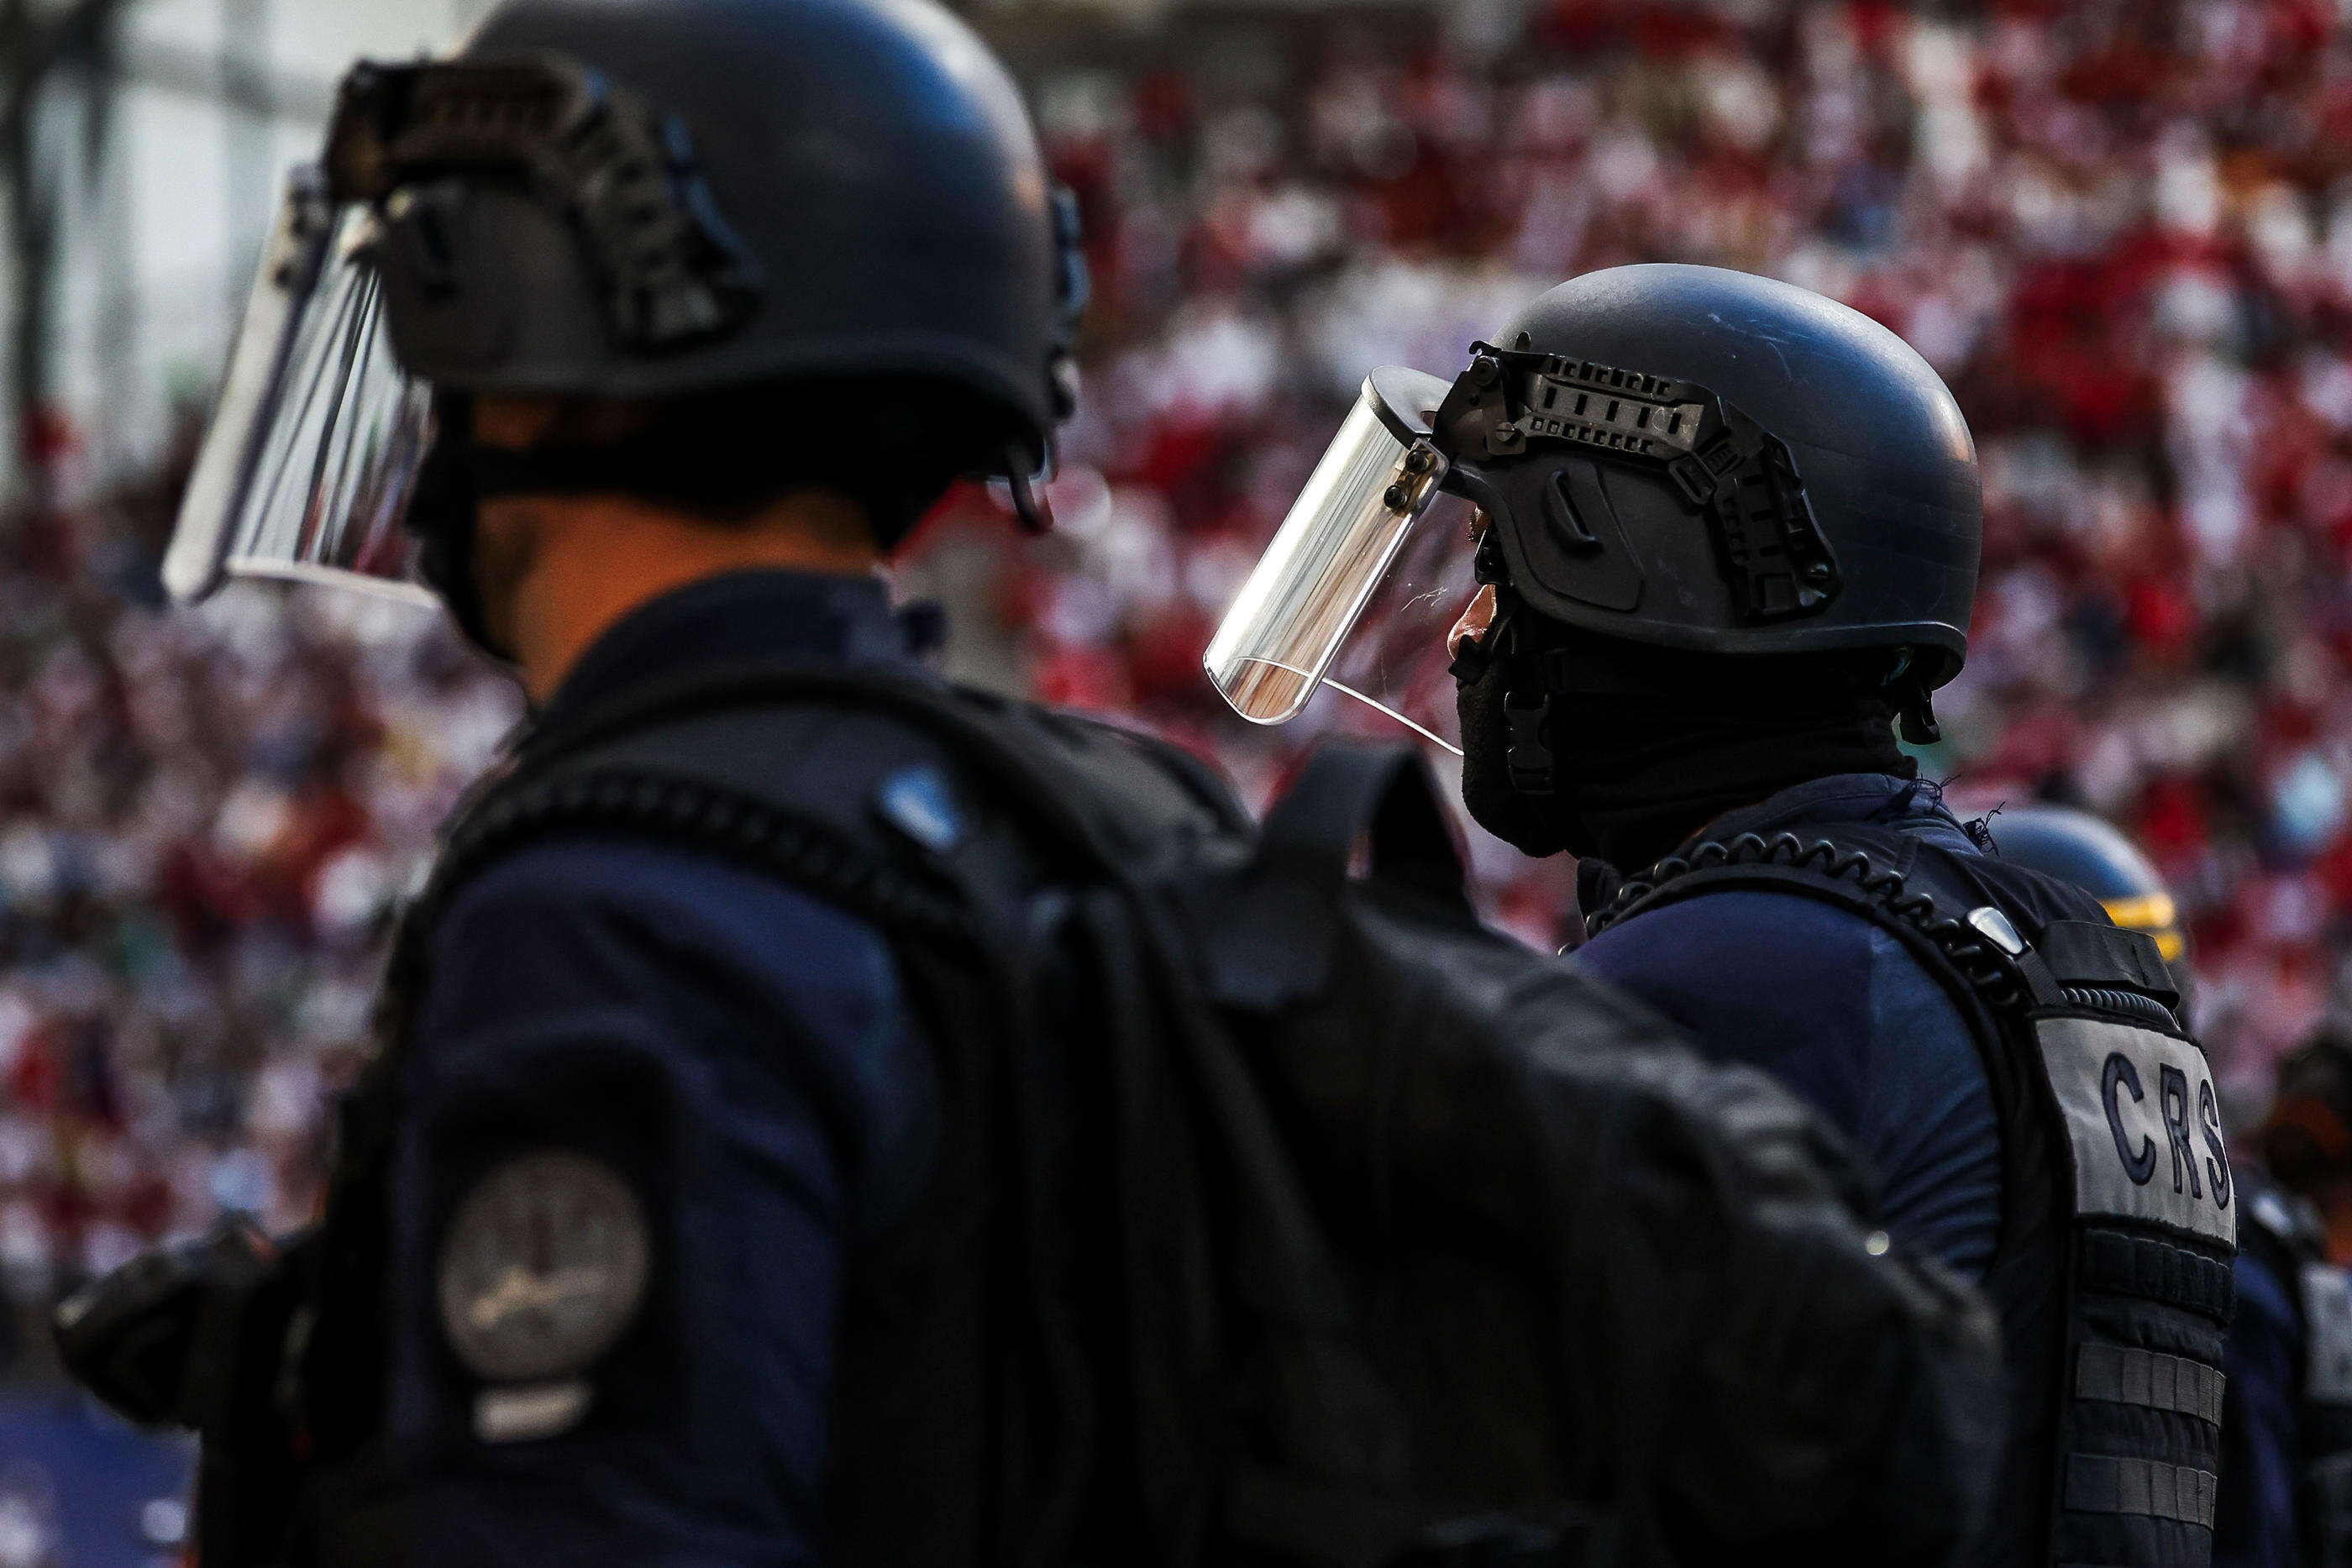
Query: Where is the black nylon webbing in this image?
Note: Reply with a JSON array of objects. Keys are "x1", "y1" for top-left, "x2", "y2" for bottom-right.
[
  {"x1": 2062, "y1": 1455, "x2": 2218, "y2": 1528},
  {"x1": 2077, "y1": 1230, "x2": 2235, "y2": 1325},
  {"x1": 428, "y1": 766, "x2": 975, "y2": 947},
  {"x1": 2073, "y1": 1345, "x2": 2224, "y2": 1426}
]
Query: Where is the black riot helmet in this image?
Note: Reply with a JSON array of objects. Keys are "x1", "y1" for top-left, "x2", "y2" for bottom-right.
[
  {"x1": 1447, "y1": 265, "x2": 1981, "y2": 690},
  {"x1": 162, "y1": 0, "x2": 1084, "y2": 625},
  {"x1": 1206, "y1": 264, "x2": 1980, "y2": 738},
  {"x1": 382, "y1": 0, "x2": 1079, "y2": 447}
]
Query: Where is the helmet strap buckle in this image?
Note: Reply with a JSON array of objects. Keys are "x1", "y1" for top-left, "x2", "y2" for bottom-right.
[
  {"x1": 1898, "y1": 686, "x2": 1941, "y2": 747},
  {"x1": 1001, "y1": 450, "x2": 1054, "y2": 535},
  {"x1": 1503, "y1": 686, "x2": 1557, "y2": 797}
]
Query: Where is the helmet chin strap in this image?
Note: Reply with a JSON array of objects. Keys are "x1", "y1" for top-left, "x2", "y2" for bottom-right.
[
  {"x1": 406, "y1": 418, "x2": 517, "y2": 664},
  {"x1": 1446, "y1": 594, "x2": 1560, "y2": 803},
  {"x1": 1897, "y1": 688, "x2": 1941, "y2": 746},
  {"x1": 1001, "y1": 448, "x2": 1054, "y2": 535},
  {"x1": 1878, "y1": 648, "x2": 1941, "y2": 746}
]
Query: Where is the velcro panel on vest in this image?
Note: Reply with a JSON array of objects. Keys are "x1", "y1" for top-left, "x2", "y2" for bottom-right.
[
  {"x1": 2077, "y1": 1230, "x2": 2235, "y2": 1324},
  {"x1": 2062, "y1": 1455, "x2": 2218, "y2": 1529},
  {"x1": 2036, "y1": 1016, "x2": 2234, "y2": 1248},
  {"x1": 2040, "y1": 920, "x2": 2180, "y2": 1008},
  {"x1": 2074, "y1": 1345, "x2": 2224, "y2": 1426}
]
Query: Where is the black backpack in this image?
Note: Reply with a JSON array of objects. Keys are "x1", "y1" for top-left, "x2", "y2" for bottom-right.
[
  {"x1": 423, "y1": 665, "x2": 2004, "y2": 1565},
  {"x1": 65, "y1": 667, "x2": 2003, "y2": 1568}
]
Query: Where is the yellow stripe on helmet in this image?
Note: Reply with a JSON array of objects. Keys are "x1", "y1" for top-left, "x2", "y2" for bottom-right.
[{"x1": 2102, "y1": 893, "x2": 2177, "y2": 933}]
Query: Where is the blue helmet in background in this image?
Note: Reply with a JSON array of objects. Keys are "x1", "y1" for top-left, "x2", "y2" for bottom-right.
[{"x1": 1988, "y1": 805, "x2": 2187, "y2": 967}]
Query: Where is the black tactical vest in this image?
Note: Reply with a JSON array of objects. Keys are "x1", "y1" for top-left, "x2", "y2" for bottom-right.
[{"x1": 1588, "y1": 820, "x2": 2236, "y2": 1568}]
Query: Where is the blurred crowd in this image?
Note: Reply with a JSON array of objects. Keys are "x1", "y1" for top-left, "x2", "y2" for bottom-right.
[
  {"x1": 0, "y1": 473, "x2": 517, "y2": 1363},
  {"x1": 3, "y1": 0, "x2": 2352, "y2": 1353},
  {"x1": 981, "y1": 0, "x2": 2352, "y2": 1114}
]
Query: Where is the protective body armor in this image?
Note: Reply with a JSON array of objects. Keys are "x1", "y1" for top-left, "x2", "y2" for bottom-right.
[
  {"x1": 2239, "y1": 1176, "x2": 2352, "y2": 1566},
  {"x1": 1589, "y1": 820, "x2": 2237, "y2": 1568},
  {"x1": 261, "y1": 668, "x2": 2000, "y2": 1568}
]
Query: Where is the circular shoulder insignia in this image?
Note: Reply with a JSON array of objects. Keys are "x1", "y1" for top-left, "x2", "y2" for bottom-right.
[{"x1": 436, "y1": 1149, "x2": 652, "y2": 1384}]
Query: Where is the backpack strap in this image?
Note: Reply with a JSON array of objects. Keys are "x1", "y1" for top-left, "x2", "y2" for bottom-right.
[
  {"x1": 429, "y1": 764, "x2": 978, "y2": 945},
  {"x1": 510, "y1": 659, "x2": 1250, "y2": 883},
  {"x1": 1257, "y1": 743, "x2": 1471, "y2": 914},
  {"x1": 1189, "y1": 743, "x2": 1479, "y2": 1016},
  {"x1": 318, "y1": 669, "x2": 1155, "y2": 1568}
]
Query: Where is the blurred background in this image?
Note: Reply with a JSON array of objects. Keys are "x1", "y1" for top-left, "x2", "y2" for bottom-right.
[{"x1": 1, "y1": 0, "x2": 2350, "y2": 1556}]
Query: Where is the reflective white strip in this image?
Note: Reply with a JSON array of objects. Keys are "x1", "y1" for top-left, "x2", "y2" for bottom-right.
[
  {"x1": 2306, "y1": 1265, "x2": 2352, "y2": 1406},
  {"x1": 2036, "y1": 1015, "x2": 2234, "y2": 1245},
  {"x1": 474, "y1": 1379, "x2": 591, "y2": 1444},
  {"x1": 1323, "y1": 679, "x2": 1464, "y2": 758}
]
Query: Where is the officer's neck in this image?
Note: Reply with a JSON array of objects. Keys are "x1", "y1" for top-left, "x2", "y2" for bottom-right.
[{"x1": 475, "y1": 488, "x2": 883, "y2": 703}]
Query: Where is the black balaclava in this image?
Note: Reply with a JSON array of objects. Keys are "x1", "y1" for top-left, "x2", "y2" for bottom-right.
[{"x1": 1455, "y1": 595, "x2": 1919, "y2": 873}]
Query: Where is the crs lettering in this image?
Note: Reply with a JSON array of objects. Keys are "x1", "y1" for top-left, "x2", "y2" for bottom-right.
[
  {"x1": 2100, "y1": 1054, "x2": 2230, "y2": 1209},
  {"x1": 2044, "y1": 1016, "x2": 2234, "y2": 1246}
]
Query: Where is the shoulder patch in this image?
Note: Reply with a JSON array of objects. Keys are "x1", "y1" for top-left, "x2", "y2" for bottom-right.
[
  {"x1": 436, "y1": 1149, "x2": 652, "y2": 1385},
  {"x1": 874, "y1": 763, "x2": 963, "y2": 852},
  {"x1": 2035, "y1": 1015, "x2": 2234, "y2": 1246}
]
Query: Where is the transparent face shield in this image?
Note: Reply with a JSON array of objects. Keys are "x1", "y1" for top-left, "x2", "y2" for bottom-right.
[
  {"x1": 1203, "y1": 366, "x2": 1466, "y2": 746},
  {"x1": 1205, "y1": 339, "x2": 1843, "y2": 754},
  {"x1": 162, "y1": 167, "x2": 437, "y2": 607},
  {"x1": 1312, "y1": 485, "x2": 1482, "y2": 756}
]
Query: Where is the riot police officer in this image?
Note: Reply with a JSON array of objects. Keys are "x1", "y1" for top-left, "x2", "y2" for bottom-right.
[
  {"x1": 51, "y1": 12, "x2": 2011, "y2": 1568},
  {"x1": 2239, "y1": 1032, "x2": 2352, "y2": 1568},
  {"x1": 107, "y1": 2, "x2": 1092, "y2": 1560},
  {"x1": 1205, "y1": 265, "x2": 2232, "y2": 1568},
  {"x1": 1982, "y1": 804, "x2": 2323, "y2": 1568}
]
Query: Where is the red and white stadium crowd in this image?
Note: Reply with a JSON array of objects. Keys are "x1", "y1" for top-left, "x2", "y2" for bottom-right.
[{"x1": 0, "y1": 0, "x2": 2344, "y2": 1355}]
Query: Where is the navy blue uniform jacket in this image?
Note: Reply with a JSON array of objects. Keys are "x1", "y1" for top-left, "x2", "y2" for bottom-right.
[
  {"x1": 385, "y1": 571, "x2": 936, "y2": 1565},
  {"x1": 2216, "y1": 1240, "x2": 2302, "y2": 1568},
  {"x1": 1571, "y1": 774, "x2": 2003, "y2": 1276}
]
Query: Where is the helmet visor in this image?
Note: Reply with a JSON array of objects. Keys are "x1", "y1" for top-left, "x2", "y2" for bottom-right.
[
  {"x1": 163, "y1": 168, "x2": 435, "y2": 607},
  {"x1": 1204, "y1": 366, "x2": 1455, "y2": 726}
]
